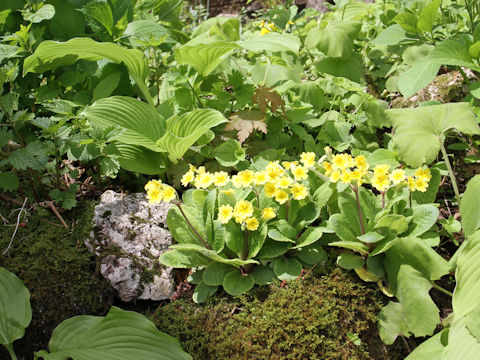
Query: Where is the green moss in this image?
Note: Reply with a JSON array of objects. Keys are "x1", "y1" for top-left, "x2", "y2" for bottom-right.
[
  {"x1": 0, "y1": 200, "x2": 114, "y2": 358},
  {"x1": 152, "y1": 268, "x2": 402, "y2": 360}
]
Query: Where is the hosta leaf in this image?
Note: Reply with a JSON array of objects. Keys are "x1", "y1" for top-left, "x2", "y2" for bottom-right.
[
  {"x1": 34, "y1": 307, "x2": 192, "y2": 360},
  {"x1": 157, "y1": 109, "x2": 228, "y2": 162},
  {"x1": 106, "y1": 143, "x2": 167, "y2": 175},
  {"x1": 0, "y1": 267, "x2": 32, "y2": 349},
  {"x1": 152, "y1": 0, "x2": 183, "y2": 22},
  {"x1": 405, "y1": 329, "x2": 448, "y2": 360},
  {"x1": 82, "y1": 96, "x2": 165, "y2": 151},
  {"x1": 460, "y1": 175, "x2": 480, "y2": 237},
  {"x1": 388, "y1": 103, "x2": 480, "y2": 167},
  {"x1": 239, "y1": 33, "x2": 300, "y2": 53}
]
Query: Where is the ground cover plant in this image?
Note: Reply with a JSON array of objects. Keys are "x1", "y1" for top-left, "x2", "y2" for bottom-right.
[{"x1": 2, "y1": 0, "x2": 480, "y2": 358}]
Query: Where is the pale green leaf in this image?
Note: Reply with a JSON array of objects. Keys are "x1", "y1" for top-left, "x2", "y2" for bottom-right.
[
  {"x1": 106, "y1": 143, "x2": 167, "y2": 175},
  {"x1": 24, "y1": 4, "x2": 55, "y2": 23},
  {"x1": 397, "y1": 60, "x2": 440, "y2": 98},
  {"x1": 429, "y1": 39, "x2": 480, "y2": 70},
  {"x1": 306, "y1": 20, "x2": 361, "y2": 58},
  {"x1": 460, "y1": 175, "x2": 480, "y2": 237},
  {"x1": 239, "y1": 33, "x2": 300, "y2": 53},
  {"x1": 213, "y1": 139, "x2": 245, "y2": 167},
  {"x1": 417, "y1": 0, "x2": 441, "y2": 33},
  {"x1": 337, "y1": 253, "x2": 365, "y2": 270},
  {"x1": 378, "y1": 302, "x2": 410, "y2": 345},
  {"x1": 222, "y1": 270, "x2": 254, "y2": 296},
  {"x1": 372, "y1": 24, "x2": 409, "y2": 46}
]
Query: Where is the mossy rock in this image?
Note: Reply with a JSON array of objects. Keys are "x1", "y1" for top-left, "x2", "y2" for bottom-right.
[
  {"x1": 0, "y1": 200, "x2": 114, "y2": 359},
  {"x1": 152, "y1": 268, "x2": 404, "y2": 360}
]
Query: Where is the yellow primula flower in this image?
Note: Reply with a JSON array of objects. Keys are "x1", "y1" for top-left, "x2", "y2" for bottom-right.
[
  {"x1": 231, "y1": 174, "x2": 242, "y2": 188},
  {"x1": 354, "y1": 155, "x2": 369, "y2": 171},
  {"x1": 266, "y1": 161, "x2": 284, "y2": 180},
  {"x1": 213, "y1": 171, "x2": 230, "y2": 187},
  {"x1": 373, "y1": 164, "x2": 390, "y2": 177},
  {"x1": 196, "y1": 166, "x2": 206, "y2": 174},
  {"x1": 372, "y1": 173, "x2": 390, "y2": 192},
  {"x1": 300, "y1": 152, "x2": 316, "y2": 168},
  {"x1": 237, "y1": 169, "x2": 255, "y2": 187},
  {"x1": 145, "y1": 179, "x2": 162, "y2": 192},
  {"x1": 233, "y1": 200, "x2": 254, "y2": 223},
  {"x1": 291, "y1": 165, "x2": 308, "y2": 181},
  {"x1": 332, "y1": 154, "x2": 354, "y2": 170},
  {"x1": 389, "y1": 169, "x2": 406, "y2": 185},
  {"x1": 253, "y1": 171, "x2": 269, "y2": 185},
  {"x1": 329, "y1": 169, "x2": 341, "y2": 183},
  {"x1": 181, "y1": 171, "x2": 195, "y2": 187},
  {"x1": 218, "y1": 204, "x2": 233, "y2": 224},
  {"x1": 414, "y1": 167, "x2": 432, "y2": 181},
  {"x1": 274, "y1": 189, "x2": 289, "y2": 204},
  {"x1": 195, "y1": 172, "x2": 214, "y2": 189},
  {"x1": 276, "y1": 176, "x2": 293, "y2": 189},
  {"x1": 351, "y1": 169, "x2": 366, "y2": 186},
  {"x1": 260, "y1": 27, "x2": 270, "y2": 35},
  {"x1": 261, "y1": 207, "x2": 276, "y2": 221},
  {"x1": 245, "y1": 217, "x2": 260, "y2": 231},
  {"x1": 221, "y1": 189, "x2": 236, "y2": 196},
  {"x1": 407, "y1": 176, "x2": 416, "y2": 191},
  {"x1": 264, "y1": 182, "x2": 277, "y2": 198},
  {"x1": 340, "y1": 170, "x2": 353, "y2": 184},
  {"x1": 414, "y1": 177, "x2": 428, "y2": 192},
  {"x1": 290, "y1": 183, "x2": 308, "y2": 200},
  {"x1": 282, "y1": 161, "x2": 298, "y2": 170},
  {"x1": 161, "y1": 185, "x2": 176, "y2": 203},
  {"x1": 188, "y1": 164, "x2": 196, "y2": 172},
  {"x1": 322, "y1": 161, "x2": 333, "y2": 176}
]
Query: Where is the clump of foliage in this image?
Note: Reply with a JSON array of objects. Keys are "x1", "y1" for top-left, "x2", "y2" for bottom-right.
[
  {"x1": 0, "y1": 201, "x2": 113, "y2": 356},
  {"x1": 152, "y1": 268, "x2": 399, "y2": 360}
]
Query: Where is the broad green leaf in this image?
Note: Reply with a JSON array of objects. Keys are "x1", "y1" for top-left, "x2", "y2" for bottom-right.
[
  {"x1": 23, "y1": 38, "x2": 151, "y2": 103},
  {"x1": 268, "y1": 229, "x2": 295, "y2": 243},
  {"x1": 329, "y1": 241, "x2": 370, "y2": 256},
  {"x1": 222, "y1": 270, "x2": 254, "y2": 296},
  {"x1": 417, "y1": 0, "x2": 441, "y2": 33},
  {"x1": 328, "y1": 214, "x2": 358, "y2": 243},
  {"x1": 357, "y1": 231, "x2": 384, "y2": 244},
  {"x1": 407, "y1": 204, "x2": 439, "y2": 237},
  {"x1": 170, "y1": 244, "x2": 258, "y2": 267},
  {"x1": 293, "y1": 227, "x2": 323, "y2": 249},
  {"x1": 375, "y1": 214, "x2": 409, "y2": 235},
  {"x1": 312, "y1": 182, "x2": 334, "y2": 210},
  {"x1": 0, "y1": 172, "x2": 19, "y2": 192},
  {"x1": 295, "y1": 242, "x2": 327, "y2": 265},
  {"x1": 372, "y1": 24, "x2": 409, "y2": 46},
  {"x1": 397, "y1": 60, "x2": 440, "y2": 98},
  {"x1": 34, "y1": 307, "x2": 192, "y2": 360},
  {"x1": 402, "y1": 44, "x2": 435, "y2": 66},
  {"x1": 157, "y1": 109, "x2": 228, "y2": 162},
  {"x1": 252, "y1": 265, "x2": 276, "y2": 285},
  {"x1": 83, "y1": 96, "x2": 165, "y2": 151},
  {"x1": 79, "y1": 1, "x2": 113, "y2": 35},
  {"x1": 167, "y1": 205, "x2": 205, "y2": 246},
  {"x1": 393, "y1": 12, "x2": 419, "y2": 33},
  {"x1": 429, "y1": 39, "x2": 480, "y2": 71},
  {"x1": 124, "y1": 20, "x2": 169, "y2": 47},
  {"x1": 239, "y1": 33, "x2": 300, "y2": 53},
  {"x1": 388, "y1": 103, "x2": 480, "y2": 167},
  {"x1": 460, "y1": 175, "x2": 480, "y2": 237},
  {"x1": 24, "y1": 4, "x2": 55, "y2": 23},
  {"x1": 305, "y1": 20, "x2": 361, "y2": 58},
  {"x1": 405, "y1": 330, "x2": 448, "y2": 360},
  {"x1": 247, "y1": 223, "x2": 267, "y2": 258},
  {"x1": 174, "y1": 41, "x2": 240, "y2": 76},
  {"x1": 337, "y1": 253, "x2": 365, "y2": 270},
  {"x1": 92, "y1": 72, "x2": 121, "y2": 101},
  {"x1": 213, "y1": 139, "x2": 245, "y2": 167},
  {"x1": 192, "y1": 282, "x2": 217, "y2": 304},
  {"x1": 0, "y1": 267, "x2": 31, "y2": 350},
  {"x1": 273, "y1": 256, "x2": 302, "y2": 281},
  {"x1": 153, "y1": 0, "x2": 183, "y2": 22},
  {"x1": 378, "y1": 302, "x2": 410, "y2": 345},
  {"x1": 48, "y1": 0, "x2": 85, "y2": 39},
  {"x1": 159, "y1": 249, "x2": 211, "y2": 268},
  {"x1": 203, "y1": 262, "x2": 236, "y2": 286},
  {"x1": 315, "y1": 53, "x2": 364, "y2": 84},
  {"x1": 256, "y1": 238, "x2": 290, "y2": 258},
  {"x1": 106, "y1": 143, "x2": 166, "y2": 175}
]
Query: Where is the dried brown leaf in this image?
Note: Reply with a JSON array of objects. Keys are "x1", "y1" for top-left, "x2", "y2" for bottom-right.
[{"x1": 226, "y1": 110, "x2": 268, "y2": 143}]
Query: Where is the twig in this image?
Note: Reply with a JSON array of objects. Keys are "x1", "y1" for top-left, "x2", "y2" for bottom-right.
[
  {"x1": 46, "y1": 201, "x2": 69, "y2": 228},
  {"x1": 2, "y1": 197, "x2": 27, "y2": 255},
  {"x1": 400, "y1": 334, "x2": 411, "y2": 353},
  {"x1": 0, "y1": 193, "x2": 24, "y2": 206}
]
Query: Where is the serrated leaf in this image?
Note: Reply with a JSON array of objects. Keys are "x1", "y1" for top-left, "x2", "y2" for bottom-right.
[
  {"x1": 79, "y1": 1, "x2": 113, "y2": 35},
  {"x1": 0, "y1": 172, "x2": 18, "y2": 192},
  {"x1": 417, "y1": 0, "x2": 441, "y2": 33},
  {"x1": 24, "y1": 4, "x2": 55, "y2": 23}
]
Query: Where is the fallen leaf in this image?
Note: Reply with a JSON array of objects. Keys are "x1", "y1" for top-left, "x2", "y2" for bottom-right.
[{"x1": 226, "y1": 110, "x2": 268, "y2": 143}]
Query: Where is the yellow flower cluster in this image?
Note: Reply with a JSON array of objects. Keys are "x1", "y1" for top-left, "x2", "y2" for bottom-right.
[
  {"x1": 321, "y1": 152, "x2": 431, "y2": 193},
  {"x1": 181, "y1": 152, "x2": 316, "y2": 205},
  {"x1": 217, "y1": 201, "x2": 276, "y2": 231},
  {"x1": 144, "y1": 179, "x2": 176, "y2": 204},
  {"x1": 259, "y1": 20, "x2": 278, "y2": 35}
]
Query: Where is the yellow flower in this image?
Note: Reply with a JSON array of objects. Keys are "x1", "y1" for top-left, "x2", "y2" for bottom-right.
[
  {"x1": 414, "y1": 167, "x2": 432, "y2": 181},
  {"x1": 282, "y1": 161, "x2": 298, "y2": 170},
  {"x1": 322, "y1": 161, "x2": 333, "y2": 176},
  {"x1": 290, "y1": 183, "x2": 308, "y2": 200},
  {"x1": 145, "y1": 179, "x2": 162, "y2": 192},
  {"x1": 389, "y1": 169, "x2": 406, "y2": 185},
  {"x1": 354, "y1": 155, "x2": 369, "y2": 171},
  {"x1": 218, "y1": 205, "x2": 233, "y2": 224},
  {"x1": 266, "y1": 161, "x2": 284, "y2": 180},
  {"x1": 213, "y1": 171, "x2": 230, "y2": 187},
  {"x1": 300, "y1": 152, "x2": 316, "y2": 168},
  {"x1": 145, "y1": 180, "x2": 165, "y2": 204},
  {"x1": 260, "y1": 27, "x2": 271, "y2": 35},
  {"x1": 188, "y1": 164, "x2": 196, "y2": 172},
  {"x1": 414, "y1": 177, "x2": 428, "y2": 192},
  {"x1": 373, "y1": 164, "x2": 390, "y2": 177},
  {"x1": 291, "y1": 165, "x2": 308, "y2": 181},
  {"x1": 351, "y1": 169, "x2": 366, "y2": 186},
  {"x1": 181, "y1": 171, "x2": 195, "y2": 187},
  {"x1": 237, "y1": 170, "x2": 255, "y2": 187},
  {"x1": 332, "y1": 154, "x2": 354, "y2": 170},
  {"x1": 195, "y1": 172, "x2": 214, "y2": 189},
  {"x1": 274, "y1": 189, "x2": 289, "y2": 204},
  {"x1": 407, "y1": 176, "x2": 416, "y2": 191},
  {"x1": 196, "y1": 166, "x2": 206, "y2": 174},
  {"x1": 233, "y1": 200, "x2": 254, "y2": 223},
  {"x1": 253, "y1": 171, "x2": 269, "y2": 185},
  {"x1": 261, "y1": 207, "x2": 276, "y2": 221},
  {"x1": 372, "y1": 173, "x2": 390, "y2": 192},
  {"x1": 329, "y1": 169, "x2": 341, "y2": 183},
  {"x1": 276, "y1": 176, "x2": 293, "y2": 189},
  {"x1": 231, "y1": 174, "x2": 243, "y2": 188},
  {"x1": 161, "y1": 185, "x2": 176, "y2": 202},
  {"x1": 221, "y1": 189, "x2": 236, "y2": 196},
  {"x1": 264, "y1": 182, "x2": 277, "y2": 198},
  {"x1": 245, "y1": 217, "x2": 260, "y2": 231},
  {"x1": 340, "y1": 170, "x2": 353, "y2": 184}
]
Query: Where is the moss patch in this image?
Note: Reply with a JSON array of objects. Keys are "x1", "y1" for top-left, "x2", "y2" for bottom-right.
[
  {"x1": 152, "y1": 268, "x2": 403, "y2": 360},
  {"x1": 0, "y1": 200, "x2": 114, "y2": 359}
]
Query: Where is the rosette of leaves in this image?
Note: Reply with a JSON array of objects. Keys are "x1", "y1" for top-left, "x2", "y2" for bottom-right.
[{"x1": 159, "y1": 186, "x2": 327, "y2": 303}]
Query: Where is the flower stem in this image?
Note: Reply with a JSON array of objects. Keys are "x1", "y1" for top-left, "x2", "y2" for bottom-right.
[
  {"x1": 175, "y1": 202, "x2": 210, "y2": 249},
  {"x1": 432, "y1": 283, "x2": 453, "y2": 297},
  {"x1": 6, "y1": 344, "x2": 17, "y2": 360},
  {"x1": 440, "y1": 140, "x2": 461, "y2": 207},
  {"x1": 381, "y1": 191, "x2": 385, "y2": 209},
  {"x1": 241, "y1": 230, "x2": 250, "y2": 261},
  {"x1": 353, "y1": 186, "x2": 366, "y2": 235}
]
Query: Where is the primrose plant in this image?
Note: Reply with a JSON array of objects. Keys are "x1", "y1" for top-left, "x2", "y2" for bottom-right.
[{"x1": 145, "y1": 153, "x2": 327, "y2": 303}]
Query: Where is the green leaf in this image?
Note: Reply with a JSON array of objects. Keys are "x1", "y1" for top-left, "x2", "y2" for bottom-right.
[
  {"x1": 273, "y1": 256, "x2": 302, "y2": 281},
  {"x1": 106, "y1": 143, "x2": 166, "y2": 175},
  {"x1": 405, "y1": 329, "x2": 448, "y2": 360},
  {"x1": 92, "y1": 72, "x2": 121, "y2": 102},
  {"x1": 48, "y1": 0, "x2": 85, "y2": 39},
  {"x1": 247, "y1": 223, "x2": 267, "y2": 258},
  {"x1": 203, "y1": 262, "x2": 235, "y2": 286},
  {"x1": 293, "y1": 227, "x2": 323, "y2": 249},
  {"x1": 295, "y1": 242, "x2": 327, "y2": 265},
  {"x1": 378, "y1": 302, "x2": 410, "y2": 345},
  {"x1": 306, "y1": 20, "x2": 361, "y2": 58},
  {"x1": 460, "y1": 175, "x2": 480, "y2": 237},
  {"x1": 157, "y1": 109, "x2": 228, "y2": 163},
  {"x1": 159, "y1": 249, "x2": 211, "y2": 268},
  {"x1": 34, "y1": 307, "x2": 192, "y2": 360},
  {"x1": 192, "y1": 282, "x2": 217, "y2": 304},
  {"x1": 170, "y1": 244, "x2": 258, "y2": 267},
  {"x1": 0, "y1": 172, "x2": 19, "y2": 192},
  {"x1": 222, "y1": 270, "x2": 254, "y2": 296},
  {"x1": 337, "y1": 253, "x2": 365, "y2": 270},
  {"x1": 124, "y1": 20, "x2": 170, "y2": 47},
  {"x1": 213, "y1": 139, "x2": 245, "y2": 167},
  {"x1": 417, "y1": 0, "x2": 441, "y2": 33},
  {"x1": 24, "y1": 4, "x2": 55, "y2": 23},
  {"x1": 82, "y1": 96, "x2": 165, "y2": 151},
  {"x1": 397, "y1": 60, "x2": 440, "y2": 98},
  {"x1": 407, "y1": 204, "x2": 439, "y2": 237},
  {"x1": 372, "y1": 24, "x2": 409, "y2": 46},
  {"x1": 0, "y1": 267, "x2": 32, "y2": 349},
  {"x1": 328, "y1": 214, "x2": 358, "y2": 243},
  {"x1": 152, "y1": 0, "x2": 183, "y2": 22},
  {"x1": 256, "y1": 238, "x2": 290, "y2": 258},
  {"x1": 357, "y1": 231, "x2": 384, "y2": 244},
  {"x1": 388, "y1": 103, "x2": 480, "y2": 167},
  {"x1": 393, "y1": 12, "x2": 419, "y2": 34},
  {"x1": 252, "y1": 265, "x2": 276, "y2": 285},
  {"x1": 375, "y1": 215, "x2": 409, "y2": 235},
  {"x1": 429, "y1": 39, "x2": 480, "y2": 70},
  {"x1": 312, "y1": 182, "x2": 334, "y2": 210},
  {"x1": 79, "y1": 1, "x2": 113, "y2": 35},
  {"x1": 315, "y1": 53, "x2": 364, "y2": 84},
  {"x1": 328, "y1": 241, "x2": 370, "y2": 256},
  {"x1": 167, "y1": 205, "x2": 205, "y2": 246},
  {"x1": 268, "y1": 228, "x2": 295, "y2": 243},
  {"x1": 239, "y1": 33, "x2": 300, "y2": 53}
]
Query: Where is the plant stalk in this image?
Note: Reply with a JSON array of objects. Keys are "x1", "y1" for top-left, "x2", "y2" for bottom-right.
[
  {"x1": 440, "y1": 139, "x2": 461, "y2": 206},
  {"x1": 241, "y1": 230, "x2": 250, "y2": 261},
  {"x1": 6, "y1": 344, "x2": 17, "y2": 360},
  {"x1": 432, "y1": 283, "x2": 453, "y2": 297},
  {"x1": 175, "y1": 202, "x2": 210, "y2": 249}
]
